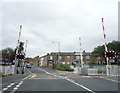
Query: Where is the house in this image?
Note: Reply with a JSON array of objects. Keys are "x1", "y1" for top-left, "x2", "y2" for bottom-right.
[{"x1": 39, "y1": 52, "x2": 95, "y2": 67}]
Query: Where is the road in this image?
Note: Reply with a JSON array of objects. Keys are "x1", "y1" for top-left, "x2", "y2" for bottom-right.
[{"x1": 1, "y1": 65, "x2": 119, "y2": 93}]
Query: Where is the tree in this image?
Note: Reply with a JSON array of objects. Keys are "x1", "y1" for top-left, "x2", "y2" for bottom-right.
[
  {"x1": 92, "y1": 41, "x2": 120, "y2": 56},
  {"x1": 92, "y1": 45, "x2": 105, "y2": 57},
  {"x1": 1, "y1": 47, "x2": 16, "y2": 62},
  {"x1": 92, "y1": 41, "x2": 120, "y2": 64}
]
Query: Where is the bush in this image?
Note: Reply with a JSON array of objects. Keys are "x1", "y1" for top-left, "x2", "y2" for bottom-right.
[
  {"x1": 53, "y1": 63, "x2": 74, "y2": 72},
  {"x1": 0, "y1": 73, "x2": 3, "y2": 78},
  {"x1": 87, "y1": 62, "x2": 97, "y2": 65},
  {"x1": 98, "y1": 70, "x2": 106, "y2": 74}
]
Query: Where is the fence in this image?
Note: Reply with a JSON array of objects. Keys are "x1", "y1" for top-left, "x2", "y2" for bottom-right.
[
  {"x1": 110, "y1": 65, "x2": 120, "y2": 77},
  {"x1": 0, "y1": 65, "x2": 15, "y2": 75},
  {"x1": 77, "y1": 65, "x2": 120, "y2": 77},
  {"x1": 88, "y1": 65, "x2": 120, "y2": 77}
]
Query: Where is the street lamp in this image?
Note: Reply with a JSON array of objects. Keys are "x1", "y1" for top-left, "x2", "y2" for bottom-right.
[
  {"x1": 79, "y1": 37, "x2": 84, "y2": 67},
  {"x1": 52, "y1": 42, "x2": 60, "y2": 68}
]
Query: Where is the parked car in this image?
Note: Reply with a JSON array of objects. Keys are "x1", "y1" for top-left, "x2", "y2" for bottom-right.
[{"x1": 26, "y1": 63, "x2": 31, "y2": 68}]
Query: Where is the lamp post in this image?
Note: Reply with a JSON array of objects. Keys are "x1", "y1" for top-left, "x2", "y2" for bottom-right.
[
  {"x1": 52, "y1": 42, "x2": 60, "y2": 68},
  {"x1": 79, "y1": 37, "x2": 84, "y2": 67}
]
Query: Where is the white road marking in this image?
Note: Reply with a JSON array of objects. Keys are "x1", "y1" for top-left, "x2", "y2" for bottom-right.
[
  {"x1": 98, "y1": 76, "x2": 119, "y2": 83},
  {"x1": 2, "y1": 88, "x2": 8, "y2": 91},
  {"x1": 22, "y1": 74, "x2": 33, "y2": 80},
  {"x1": 13, "y1": 87, "x2": 18, "y2": 90},
  {"x1": 22, "y1": 69, "x2": 33, "y2": 80},
  {"x1": 38, "y1": 68, "x2": 51, "y2": 74},
  {"x1": 7, "y1": 83, "x2": 15, "y2": 88},
  {"x1": 29, "y1": 78, "x2": 63, "y2": 80},
  {"x1": 27, "y1": 69, "x2": 32, "y2": 74},
  {"x1": 38, "y1": 67, "x2": 95, "y2": 93},
  {"x1": 10, "y1": 81, "x2": 24, "y2": 93},
  {"x1": 105, "y1": 78, "x2": 119, "y2": 83},
  {"x1": 16, "y1": 85, "x2": 20, "y2": 88},
  {"x1": 1, "y1": 69, "x2": 32, "y2": 93},
  {"x1": 1, "y1": 82, "x2": 15, "y2": 92},
  {"x1": 66, "y1": 78, "x2": 95, "y2": 93},
  {"x1": 7, "y1": 85, "x2": 12, "y2": 88}
]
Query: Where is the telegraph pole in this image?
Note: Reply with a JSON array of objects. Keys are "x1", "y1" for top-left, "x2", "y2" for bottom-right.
[
  {"x1": 101, "y1": 18, "x2": 110, "y2": 76},
  {"x1": 79, "y1": 37, "x2": 84, "y2": 67}
]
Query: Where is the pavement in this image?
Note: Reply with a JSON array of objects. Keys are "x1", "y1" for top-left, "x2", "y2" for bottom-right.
[
  {"x1": 93, "y1": 75, "x2": 120, "y2": 83},
  {"x1": 0, "y1": 65, "x2": 120, "y2": 93},
  {"x1": 2, "y1": 68, "x2": 32, "y2": 88}
]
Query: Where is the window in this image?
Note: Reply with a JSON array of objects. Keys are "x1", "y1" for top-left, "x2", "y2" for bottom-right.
[
  {"x1": 50, "y1": 56, "x2": 53, "y2": 60},
  {"x1": 67, "y1": 62, "x2": 70, "y2": 64},
  {"x1": 76, "y1": 56, "x2": 80, "y2": 59},
  {"x1": 67, "y1": 56, "x2": 70, "y2": 59},
  {"x1": 86, "y1": 56, "x2": 90, "y2": 60},
  {"x1": 59, "y1": 56, "x2": 62, "y2": 60}
]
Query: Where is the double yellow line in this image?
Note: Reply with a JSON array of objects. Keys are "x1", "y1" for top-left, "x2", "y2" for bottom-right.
[{"x1": 31, "y1": 74, "x2": 37, "y2": 78}]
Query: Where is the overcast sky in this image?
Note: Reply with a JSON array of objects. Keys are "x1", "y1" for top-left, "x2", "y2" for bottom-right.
[{"x1": 1, "y1": 0, "x2": 119, "y2": 58}]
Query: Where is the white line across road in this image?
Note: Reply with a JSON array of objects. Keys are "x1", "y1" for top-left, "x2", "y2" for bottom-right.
[{"x1": 37, "y1": 67, "x2": 95, "y2": 93}]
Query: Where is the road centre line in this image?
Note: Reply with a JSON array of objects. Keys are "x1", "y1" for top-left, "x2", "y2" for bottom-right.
[{"x1": 38, "y1": 67, "x2": 95, "y2": 93}]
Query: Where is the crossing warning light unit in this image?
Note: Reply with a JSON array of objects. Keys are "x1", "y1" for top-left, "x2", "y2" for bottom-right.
[
  {"x1": 16, "y1": 54, "x2": 25, "y2": 60},
  {"x1": 105, "y1": 51, "x2": 116, "y2": 59}
]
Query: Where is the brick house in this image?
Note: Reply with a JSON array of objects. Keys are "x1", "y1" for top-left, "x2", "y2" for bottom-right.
[{"x1": 39, "y1": 52, "x2": 96, "y2": 67}]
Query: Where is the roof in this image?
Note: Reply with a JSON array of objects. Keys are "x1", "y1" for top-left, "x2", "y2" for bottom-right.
[
  {"x1": 50, "y1": 52, "x2": 92, "y2": 56},
  {"x1": 39, "y1": 52, "x2": 93, "y2": 58}
]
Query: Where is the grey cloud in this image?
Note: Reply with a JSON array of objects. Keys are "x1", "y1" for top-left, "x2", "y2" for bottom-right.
[{"x1": 1, "y1": 1, "x2": 118, "y2": 57}]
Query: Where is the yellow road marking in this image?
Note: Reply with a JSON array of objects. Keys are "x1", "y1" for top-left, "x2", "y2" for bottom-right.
[
  {"x1": 80, "y1": 76, "x2": 92, "y2": 78},
  {"x1": 31, "y1": 74, "x2": 37, "y2": 78}
]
